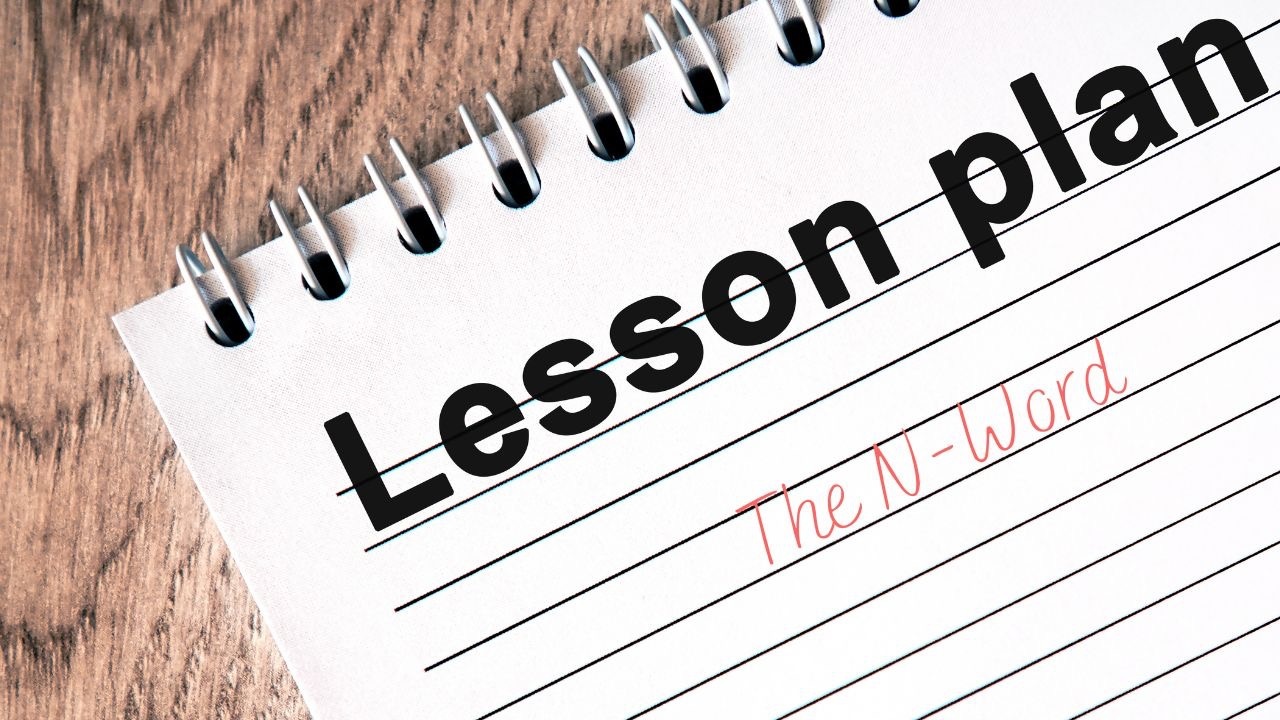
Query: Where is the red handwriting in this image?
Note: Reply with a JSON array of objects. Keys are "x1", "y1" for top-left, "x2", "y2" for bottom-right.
[
  {"x1": 957, "y1": 337, "x2": 1127, "y2": 463},
  {"x1": 874, "y1": 430, "x2": 922, "y2": 510},
  {"x1": 736, "y1": 483, "x2": 864, "y2": 566},
  {"x1": 735, "y1": 491, "x2": 780, "y2": 564},
  {"x1": 734, "y1": 336, "x2": 1128, "y2": 565}
]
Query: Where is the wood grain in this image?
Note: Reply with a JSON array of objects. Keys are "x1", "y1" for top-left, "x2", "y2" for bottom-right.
[{"x1": 0, "y1": 0, "x2": 748, "y2": 716}]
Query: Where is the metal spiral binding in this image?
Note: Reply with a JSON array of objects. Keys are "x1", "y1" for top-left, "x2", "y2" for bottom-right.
[
  {"x1": 762, "y1": 0, "x2": 824, "y2": 65},
  {"x1": 176, "y1": 0, "x2": 923, "y2": 346},
  {"x1": 554, "y1": 47, "x2": 636, "y2": 161},
  {"x1": 459, "y1": 93, "x2": 542, "y2": 209},
  {"x1": 874, "y1": 0, "x2": 920, "y2": 19},
  {"x1": 645, "y1": 0, "x2": 730, "y2": 113},
  {"x1": 269, "y1": 187, "x2": 351, "y2": 299},
  {"x1": 176, "y1": 232, "x2": 255, "y2": 347},
  {"x1": 363, "y1": 137, "x2": 447, "y2": 254}
]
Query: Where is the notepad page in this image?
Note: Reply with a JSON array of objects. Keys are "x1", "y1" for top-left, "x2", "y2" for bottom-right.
[{"x1": 114, "y1": 1, "x2": 1280, "y2": 718}]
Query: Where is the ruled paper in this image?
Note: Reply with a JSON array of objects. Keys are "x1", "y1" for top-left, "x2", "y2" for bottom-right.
[{"x1": 114, "y1": 1, "x2": 1280, "y2": 717}]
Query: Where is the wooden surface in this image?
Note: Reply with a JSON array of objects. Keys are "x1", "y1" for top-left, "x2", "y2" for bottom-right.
[{"x1": 0, "y1": 0, "x2": 747, "y2": 716}]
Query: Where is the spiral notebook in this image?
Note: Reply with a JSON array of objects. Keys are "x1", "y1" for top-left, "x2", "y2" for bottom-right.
[{"x1": 114, "y1": 1, "x2": 1280, "y2": 717}]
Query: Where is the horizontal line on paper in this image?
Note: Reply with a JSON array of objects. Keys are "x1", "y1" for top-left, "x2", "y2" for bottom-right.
[
  {"x1": 340, "y1": 16, "x2": 1280, "y2": 501},
  {"x1": 370, "y1": 88, "x2": 1280, "y2": 553},
  {"x1": 777, "y1": 477, "x2": 1280, "y2": 717},
  {"x1": 468, "y1": 315, "x2": 1280, "y2": 718},
  {"x1": 633, "y1": 401, "x2": 1280, "y2": 718},
  {"x1": 1223, "y1": 689, "x2": 1280, "y2": 720},
  {"x1": 911, "y1": 539, "x2": 1280, "y2": 719},
  {"x1": 413, "y1": 233, "x2": 1280, "y2": 675},
  {"x1": 399, "y1": 161, "x2": 1280, "y2": 626},
  {"x1": 407, "y1": 180, "x2": 1280, "y2": 682},
  {"x1": 1071, "y1": 615, "x2": 1280, "y2": 719}
]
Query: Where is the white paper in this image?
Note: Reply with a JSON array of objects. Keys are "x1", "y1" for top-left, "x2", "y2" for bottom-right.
[{"x1": 114, "y1": 1, "x2": 1280, "y2": 717}]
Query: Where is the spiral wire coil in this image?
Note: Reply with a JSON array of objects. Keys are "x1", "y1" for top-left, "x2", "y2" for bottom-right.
[{"x1": 175, "y1": 0, "x2": 918, "y2": 347}]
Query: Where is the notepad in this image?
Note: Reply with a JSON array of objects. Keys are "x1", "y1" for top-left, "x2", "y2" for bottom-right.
[{"x1": 114, "y1": 1, "x2": 1280, "y2": 717}]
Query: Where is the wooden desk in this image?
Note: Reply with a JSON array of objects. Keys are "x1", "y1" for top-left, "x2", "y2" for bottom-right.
[{"x1": 0, "y1": 1, "x2": 744, "y2": 715}]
